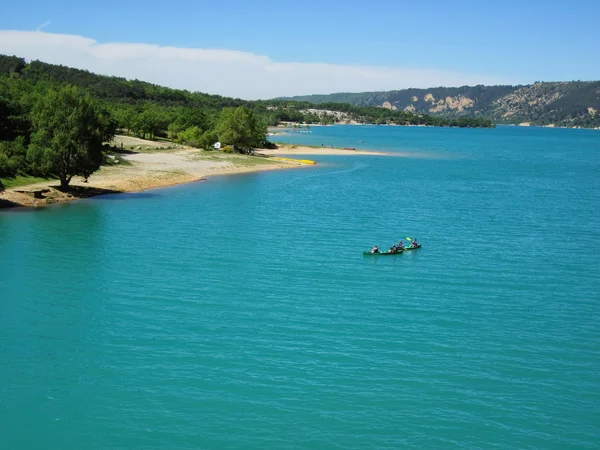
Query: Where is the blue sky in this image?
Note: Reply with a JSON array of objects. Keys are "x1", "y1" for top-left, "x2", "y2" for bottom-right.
[{"x1": 0, "y1": 0, "x2": 597, "y2": 98}]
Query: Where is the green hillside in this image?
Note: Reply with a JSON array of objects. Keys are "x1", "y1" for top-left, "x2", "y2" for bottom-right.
[
  {"x1": 0, "y1": 55, "x2": 493, "y2": 130},
  {"x1": 281, "y1": 82, "x2": 600, "y2": 128}
]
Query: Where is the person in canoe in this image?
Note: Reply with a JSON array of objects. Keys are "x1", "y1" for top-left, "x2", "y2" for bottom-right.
[
  {"x1": 410, "y1": 238, "x2": 419, "y2": 248},
  {"x1": 389, "y1": 245, "x2": 398, "y2": 253},
  {"x1": 370, "y1": 245, "x2": 379, "y2": 253},
  {"x1": 398, "y1": 240, "x2": 405, "y2": 250}
]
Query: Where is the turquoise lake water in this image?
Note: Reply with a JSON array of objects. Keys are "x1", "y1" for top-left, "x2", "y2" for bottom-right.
[{"x1": 1, "y1": 125, "x2": 599, "y2": 448}]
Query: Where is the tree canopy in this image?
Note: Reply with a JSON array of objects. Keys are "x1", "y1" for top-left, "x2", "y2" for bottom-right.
[
  {"x1": 216, "y1": 106, "x2": 265, "y2": 152},
  {"x1": 27, "y1": 85, "x2": 115, "y2": 188}
]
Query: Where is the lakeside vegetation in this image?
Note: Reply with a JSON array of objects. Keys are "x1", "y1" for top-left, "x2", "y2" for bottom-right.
[{"x1": 0, "y1": 54, "x2": 494, "y2": 190}]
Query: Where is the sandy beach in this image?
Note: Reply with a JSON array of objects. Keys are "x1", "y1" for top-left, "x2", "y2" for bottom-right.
[{"x1": 0, "y1": 138, "x2": 389, "y2": 209}]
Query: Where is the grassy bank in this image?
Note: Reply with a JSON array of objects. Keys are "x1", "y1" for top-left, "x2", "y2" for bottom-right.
[{"x1": 2, "y1": 175, "x2": 54, "y2": 189}]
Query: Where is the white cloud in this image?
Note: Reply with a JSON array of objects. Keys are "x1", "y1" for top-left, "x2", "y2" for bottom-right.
[{"x1": 0, "y1": 30, "x2": 510, "y2": 100}]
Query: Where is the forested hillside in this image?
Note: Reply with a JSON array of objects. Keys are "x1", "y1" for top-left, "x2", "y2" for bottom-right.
[
  {"x1": 282, "y1": 82, "x2": 600, "y2": 128},
  {"x1": 0, "y1": 54, "x2": 495, "y2": 190}
]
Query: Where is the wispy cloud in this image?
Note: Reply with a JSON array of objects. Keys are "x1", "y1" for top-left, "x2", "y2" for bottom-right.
[
  {"x1": 35, "y1": 21, "x2": 51, "y2": 32},
  {"x1": 0, "y1": 30, "x2": 512, "y2": 100}
]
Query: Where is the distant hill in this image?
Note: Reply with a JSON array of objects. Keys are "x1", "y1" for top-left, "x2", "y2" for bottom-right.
[{"x1": 280, "y1": 82, "x2": 600, "y2": 128}]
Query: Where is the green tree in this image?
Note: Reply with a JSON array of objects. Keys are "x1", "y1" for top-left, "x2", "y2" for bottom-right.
[
  {"x1": 112, "y1": 106, "x2": 136, "y2": 134},
  {"x1": 27, "y1": 85, "x2": 115, "y2": 189},
  {"x1": 131, "y1": 108, "x2": 157, "y2": 139},
  {"x1": 0, "y1": 137, "x2": 28, "y2": 177},
  {"x1": 0, "y1": 78, "x2": 31, "y2": 142},
  {"x1": 215, "y1": 106, "x2": 265, "y2": 152},
  {"x1": 167, "y1": 121, "x2": 185, "y2": 141},
  {"x1": 199, "y1": 130, "x2": 218, "y2": 150},
  {"x1": 180, "y1": 126, "x2": 203, "y2": 147}
]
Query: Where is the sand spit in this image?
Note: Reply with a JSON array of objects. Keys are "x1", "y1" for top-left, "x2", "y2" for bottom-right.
[{"x1": 259, "y1": 145, "x2": 391, "y2": 156}]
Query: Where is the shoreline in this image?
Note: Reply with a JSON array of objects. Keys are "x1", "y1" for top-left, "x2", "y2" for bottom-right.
[
  {"x1": 0, "y1": 150, "x2": 302, "y2": 209},
  {"x1": 0, "y1": 141, "x2": 387, "y2": 210}
]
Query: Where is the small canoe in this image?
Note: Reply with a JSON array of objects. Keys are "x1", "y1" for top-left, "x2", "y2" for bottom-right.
[
  {"x1": 363, "y1": 250, "x2": 403, "y2": 255},
  {"x1": 403, "y1": 244, "x2": 422, "y2": 250}
]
